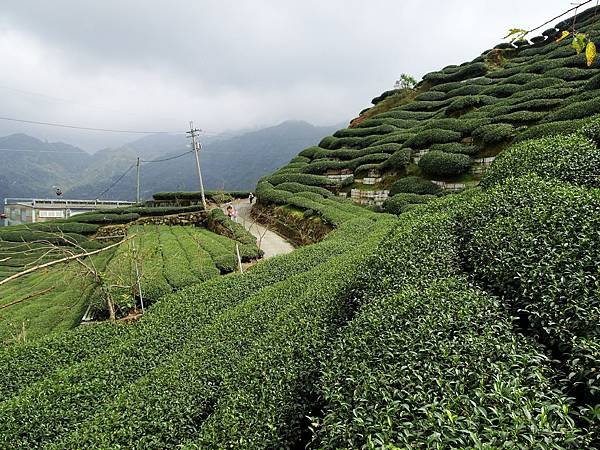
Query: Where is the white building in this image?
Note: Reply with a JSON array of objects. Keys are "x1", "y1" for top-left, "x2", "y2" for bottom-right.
[{"x1": 3, "y1": 198, "x2": 135, "y2": 226}]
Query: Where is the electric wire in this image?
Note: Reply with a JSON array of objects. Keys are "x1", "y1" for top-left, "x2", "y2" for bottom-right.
[
  {"x1": 95, "y1": 163, "x2": 136, "y2": 199},
  {"x1": 140, "y1": 149, "x2": 194, "y2": 163},
  {"x1": 0, "y1": 116, "x2": 182, "y2": 135}
]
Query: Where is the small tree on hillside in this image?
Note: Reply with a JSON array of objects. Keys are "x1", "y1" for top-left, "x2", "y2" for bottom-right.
[{"x1": 394, "y1": 73, "x2": 417, "y2": 90}]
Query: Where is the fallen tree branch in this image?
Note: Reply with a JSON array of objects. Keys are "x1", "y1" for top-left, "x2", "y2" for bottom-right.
[
  {"x1": 0, "y1": 235, "x2": 135, "y2": 287},
  {"x1": 0, "y1": 287, "x2": 54, "y2": 310}
]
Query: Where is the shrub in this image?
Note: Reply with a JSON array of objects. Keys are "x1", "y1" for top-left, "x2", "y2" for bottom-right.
[
  {"x1": 422, "y1": 117, "x2": 491, "y2": 135},
  {"x1": 298, "y1": 146, "x2": 320, "y2": 158},
  {"x1": 459, "y1": 176, "x2": 600, "y2": 406},
  {"x1": 545, "y1": 67, "x2": 599, "y2": 81},
  {"x1": 581, "y1": 117, "x2": 600, "y2": 146},
  {"x1": 383, "y1": 193, "x2": 435, "y2": 214},
  {"x1": 422, "y1": 62, "x2": 488, "y2": 84},
  {"x1": 313, "y1": 142, "x2": 402, "y2": 160},
  {"x1": 472, "y1": 123, "x2": 515, "y2": 145},
  {"x1": 354, "y1": 163, "x2": 382, "y2": 176},
  {"x1": 418, "y1": 150, "x2": 472, "y2": 178},
  {"x1": 267, "y1": 172, "x2": 339, "y2": 187},
  {"x1": 404, "y1": 129, "x2": 462, "y2": 149},
  {"x1": 514, "y1": 115, "x2": 600, "y2": 142},
  {"x1": 585, "y1": 72, "x2": 600, "y2": 90},
  {"x1": 414, "y1": 90, "x2": 447, "y2": 101},
  {"x1": 544, "y1": 98, "x2": 600, "y2": 122},
  {"x1": 333, "y1": 124, "x2": 396, "y2": 138},
  {"x1": 275, "y1": 182, "x2": 333, "y2": 197},
  {"x1": 374, "y1": 109, "x2": 435, "y2": 121},
  {"x1": 522, "y1": 77, "x2": 565, "y2": 89},
  {"x1": 26, "y1": 222, "x2": 99, "y2": 235},
  {"x1": 499, "y1": 72, "x2": 541, "y2": 85},
  {"x1": 207, "y1": 209, "x2": 257, "y2": 245},
  {"x1": 482, "y1": 133, "x2": 600, "y2": 188},
  {"x1": 289, "y1": 156, "x2": 310, "y2": 164},
  {"x1": 327, "y1": 135, "x2": 383, "y2": 150},
  {"x1": 389, "y1": 176, "x2": 442, "y2": 195},
  {"x1": 445, "y1": 84, "x2": 486, "y2": 97},
  {"x1": 445, "y1": 95, "x2": 498, "y2": 115},
  {"x1": 492, "y1": 110, "x2": 546, "y2": 124},
  {"x1": 318, "y1": 136, "x2": 337, "y2": 149},
  {"x1": 400, "y1": 99, "x2": 448, "y2": 112},
  {"x1": 370, "y1": 132, "x2": 416, "y2": 146},
  {"x1": 481, "y1": 83, "x2": 522, "y2": 97},
  {"x1": 315, "y1": 279, "x2": 586, "y2": 449},
  {"x1": 256, "y1": 181, "x2": 293, "y2": 205},
  {"x1": 380, "y1": 148, "x2": 411, "y2": 170},
  {"x1": 356, "y1": 118, "x2": 420, "y2": 130},
  {"x1": 429, "y1": 142, "x2": 480, "y2": 155},
  {"x1": 66, "y1": 213, "x2": 140, "y2": 224},
  {"x1": 371, "y1": 89, "x2": 403, "y2": 105}
]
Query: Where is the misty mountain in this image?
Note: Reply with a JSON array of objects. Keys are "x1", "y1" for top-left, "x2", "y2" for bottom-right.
[
  {"x1": 0, "y1": 134, "x2": 91, "y2": 201},
  {"x1": 0, "y1": 120, "x2": 340, "y2": 206}
]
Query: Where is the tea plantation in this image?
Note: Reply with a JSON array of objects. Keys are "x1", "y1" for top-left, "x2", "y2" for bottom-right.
[
  {"x1": 0, "y1": 204, "x2": 259, "y2": 343},
  {"x1": 0, "y1": 6, "x2": 599, "y2": 449}
]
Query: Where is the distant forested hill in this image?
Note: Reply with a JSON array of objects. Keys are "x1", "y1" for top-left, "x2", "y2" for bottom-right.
[{"x1": 0, "y1": 120, "x2": 339, "y2": 207}]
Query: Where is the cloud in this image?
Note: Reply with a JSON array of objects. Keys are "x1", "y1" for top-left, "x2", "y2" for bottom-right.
[{"x1": 0, "y1": 0, "x2": 570, "y2": 149}]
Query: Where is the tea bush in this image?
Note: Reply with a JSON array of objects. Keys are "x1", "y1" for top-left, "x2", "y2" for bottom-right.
[
  {"x1": 482, "y1": 133, "x2": 600, "y2": 188},
  {"x1": 418, "y1": 150, "x2": 472, "y2": 177},
  {"x1": 389, "y1": 176, "x2": 442, "y2": 195},
  {"x1": 383, "y1": 193, "x2": 435, "y2": 214}
]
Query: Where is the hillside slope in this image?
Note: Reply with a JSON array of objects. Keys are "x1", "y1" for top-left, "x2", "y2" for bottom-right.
[
  {"x1": 0, "y1": 6, "x2": 598, "y2": 449},
  {"x1": 257, "y1": 5, "x2": 600, "y2": 209}
]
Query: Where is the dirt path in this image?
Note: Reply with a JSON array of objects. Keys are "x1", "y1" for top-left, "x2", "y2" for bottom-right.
[{"x1": 231, "y1": 200, "x2": 295, "y2": 259}]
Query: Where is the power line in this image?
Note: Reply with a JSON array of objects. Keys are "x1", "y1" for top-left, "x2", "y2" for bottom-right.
[
  {"x1": 96, "y1": 163, "x2": 136, "y2": 199},
  {"x1": 140, "y1": 149, "x2": 194, "y2": 163},
  {"x1": 0, "y1": 147, "x2": 86, "y2": 154},
  {"x1": 0, "y1": 116, "x2": 183, "y2": 135}
]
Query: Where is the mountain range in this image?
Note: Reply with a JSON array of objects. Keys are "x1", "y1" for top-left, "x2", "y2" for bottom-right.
[{"x1": 0, "y1": 120, "x2": 340, "y2": 207}]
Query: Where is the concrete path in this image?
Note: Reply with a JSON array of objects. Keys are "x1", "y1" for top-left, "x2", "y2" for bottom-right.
[{"x1": 231, "y1": 200, "x2": 295, "y2": 259}]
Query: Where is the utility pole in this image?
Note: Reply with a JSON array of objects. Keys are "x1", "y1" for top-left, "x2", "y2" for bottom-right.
[
  {"x1": 186, "y1": 121, "x2": 207, "y2": 209},
  {"x1": 136, "y1": 157, "x2": 141, "y2": 204}
]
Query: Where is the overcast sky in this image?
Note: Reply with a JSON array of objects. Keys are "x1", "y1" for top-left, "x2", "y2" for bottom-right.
[{"x1": 0, "y1": 0, "x2": 570, "y2": 150}]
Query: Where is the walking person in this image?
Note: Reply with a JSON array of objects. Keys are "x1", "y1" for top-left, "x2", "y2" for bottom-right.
[
  {"x1": 249, "y1": 192, "x2": 255, "y2": 204},
  {"x1": 227, "y1": 205, "x2": 238, "y2": 222}
]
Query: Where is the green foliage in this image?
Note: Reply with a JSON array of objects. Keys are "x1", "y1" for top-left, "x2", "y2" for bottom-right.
[
  {"x1": 315, "y1": 279, "x2": 584, "y2": 449},
  {"x1": 383, "y1": 193, "x2": 434, "y2": 214},
  {"x1": 545, "y1": 98, "x2": 600, "y2": 122},
  {"x1": 418, "y1": 150, "x2": 472, "y2": 178},
  {"x1": 333, "y1": 124, "x2": 396, "y2": 138},
  {"x1": 67, "y1": 213, "x2": 140, "y2": 224},
  {"x1": 423, "y1": 62, "x2": 488, "y2": 85},
  {"x1": 267, "y1": 172, "x2": 339, "y2": 187},
  {"x1": 422, "y1": 117, "x2": 491, "y2": 135},
  {"x1": 545, "y1": 67, "x2": 599, "y2": 81},
  {"x1": 404, "y1": 129, "x2": 462, "y2": 149},
  {"x1": 445, "y1": 84, "x2": 486, "y2": 97},
  {"x1": 207, "y1": 209, "x2": 257, "y2": 245},
  {"x1": 380, "y1": 148, "x2": 411, "y2": 170},
  {"x1": 389, "y1": 176, "x2": 442, "y2": 195},
  {"x1": 459, "y1": 176, "x2": 600, "y2": 406},
  {"x1": 394, "y1": 73, "x2": 417, "y2": 89},
  {"x1": 445, "y1": 95, "x2": 498, "y2": 115},
  {"x1": 275, "y1": 182, "x2": 333, "y2": 197},
  {"x1": 482, "y1": 133, "x2": 600, "y2": 188},
  {"x1": 414, "y1": 90, "x2": 447, "y2": 101},
  {"x1": 581, "y1": 117, "x2": 600, "y2": 146},
  {"x1": 301, "y1": 153, "x2": 389, "y2": 174},
  {"x1": 429, "y1": 142, "x2": 480, "y2": 155},
  {"x1": 472, "y1": 123, "x2": 515, "y2": 145},
  {"x1": 481, "y1": 82, "x2": 522, "y2": 97}
]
